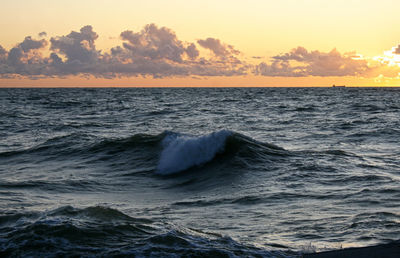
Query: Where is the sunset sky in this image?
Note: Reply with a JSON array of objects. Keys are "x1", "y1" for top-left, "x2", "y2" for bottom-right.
[{"x1": 1, "y1": 0, "x2": 400, "y2": 87}]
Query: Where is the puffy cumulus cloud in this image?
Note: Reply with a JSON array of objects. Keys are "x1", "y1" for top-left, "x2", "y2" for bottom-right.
[
  {"x1": 0, "y1": 45, "x2": 8, "y2": 74},
  {"x1": 0, "y1": 35, "x2": 49, "y2": 77},
  {"x1": 0, "y1": 45, "x2": 7, "y2": 60},
  {"x1": 185, "y1": 43, "x2": 199, "y2": 60},
  {"x1": 18, "y1": 36, "x2": 47, "y2": 53},
  {"x1": 109, "y1": 24, "x2": 246, "y2": 77},
  {"x1": 196, "y1": 37, "x2": 243, "y2": 73},
  {"x1": 50, "y1": 25, "x2": 99, "y2": 64},
  {"x1": 255, "y1": 47, "x2": 371, "y2": 77},
  {"x1": 0, "y1": 28, "x2": 101, "y2": 78},
  {"x1": 198, "y1": 38, "x2": 228, "y2": 56},
  {"x1": 197, "y1": 38, "x2": 240, "y2": 57},
  {"x1": 0, "y1": 24, "x2": 247, "y2": 79},
  {"x1": 119, "y1": 24, "x2": 196, "y2": 63}
]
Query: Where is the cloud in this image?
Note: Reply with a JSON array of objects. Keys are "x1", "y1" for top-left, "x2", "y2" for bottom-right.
[
  {"x1": 7, "y1": 48, "x2": 23, "y2": 66},
  {"x1": 197, "y1": 38, "x2": 240, "y2": 57},
  {"x1": 0, "y1": 24, "x2": 248, "y2": 79},
  {"x1": 18, "y1": 36, "x2": 47, "y2": 53},
  {"x1": 105, "y1": 24, "x2": 246, "y2": 77},
  {"x1": 0, "y1": 35, "x2": 49, "y2": 77},
  {"x1": 0, "y1": 45, "x2": 7, "y2": 60},
  {"x1": 255, "y1": 47, "x2": 371, "y2": 77},
  {"x1": 197, "y1": 38, "x2": 229, "y2": 56},
  {"x1": 185, "y1": 43, "x2": 199, "y2": 60},
  {"x1": 50, "y1": 25, "x2": 99, "y2": 64},
  {"x1": 119, "y1": 24, "x2": 191, "y2": 63},
  {"x1": 1, "y1": 24, "x2": 399, "y2": 81},
  {"x1": 0, "y1": 45, "x2": 9, "y2": 75}
]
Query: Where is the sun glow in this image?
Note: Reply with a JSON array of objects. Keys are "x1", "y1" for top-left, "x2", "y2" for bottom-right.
[{"x1": 374, "y1": 47, "x2": 400, "y2": 67}]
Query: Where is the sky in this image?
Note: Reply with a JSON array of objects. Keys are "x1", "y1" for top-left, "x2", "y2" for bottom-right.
[{"x1": 1, "y1": 0, "x2": 400, "y2": 87}]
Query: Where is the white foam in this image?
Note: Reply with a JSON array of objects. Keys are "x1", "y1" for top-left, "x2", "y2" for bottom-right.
[{"x1": 156, "y1": 130, "x2": 232, "y2": 175}]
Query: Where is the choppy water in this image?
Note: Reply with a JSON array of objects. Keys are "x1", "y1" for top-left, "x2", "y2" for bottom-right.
[{"x1": 1, "y1": 87, "x2": 399, "y2": 257}]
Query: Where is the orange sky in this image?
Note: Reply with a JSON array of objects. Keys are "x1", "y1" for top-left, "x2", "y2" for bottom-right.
[
  {"x1": 1, "y1": 0, "x2": 400, "y2": 87},
  {"x1": 2, "y1": 75, "x2": 396, "y2": 88}
]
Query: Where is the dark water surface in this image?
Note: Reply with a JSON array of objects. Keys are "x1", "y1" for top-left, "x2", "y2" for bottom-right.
[{"x1": 1, "y1": 88, "x2": 399, "y2": 257}]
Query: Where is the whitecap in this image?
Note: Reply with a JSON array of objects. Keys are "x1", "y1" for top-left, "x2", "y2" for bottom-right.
[{"x1": 156, "y1": 130, "x2": 232, "y2": 175}]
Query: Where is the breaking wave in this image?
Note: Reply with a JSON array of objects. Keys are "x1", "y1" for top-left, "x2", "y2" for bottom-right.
[
  {"x1": 157, "y1": 130, "x2": 232, "y2": 175},
  {"x1": 156, "y1": 130, "x2": 287, "y2": 175},
  {"x1": 0, "y1": 130, "x2": 288, "y2": 177}
]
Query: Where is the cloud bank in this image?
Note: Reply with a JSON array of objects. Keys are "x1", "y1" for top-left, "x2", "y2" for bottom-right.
[
  {"x1": 0, "y1": 24, "x2": 246, "y2": 79},
  {"x1": 0, "y1": 24, "x2": 399, "y2": 80},
  {"x1": 255, "y1": 47, "x2": 370, "y2": 77}
]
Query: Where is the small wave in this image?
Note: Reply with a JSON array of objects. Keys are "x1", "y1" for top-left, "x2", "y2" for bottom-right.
[
  {"x1": 88, "y1": 133, "x2": 164, "y2": 154},
  {"x1": 0, "y1": 132, "x2": 164, "y2": 159},
  {"x1": 0, "y1": 206, "x2": 287, "y2": 257},
  {"x1": 0, "y1": 179, "x2": 104, "y2": 193},
  {"x1": 294, "y1": 106, "x2": 317, "y2": 112},
  {"x1": 0, "y1": 133, "x2": 94, "y2": 158},
  {"x1": 323, "y1": 149, "x2": 352, "y2": 156}
]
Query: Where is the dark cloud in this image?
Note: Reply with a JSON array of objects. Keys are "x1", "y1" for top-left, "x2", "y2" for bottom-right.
[
  {"x1": 18, "y1": 36, "x2": 47, "y2": 53},
  {"x1": 38, "y1": 32, "x2": 47, "y2": 37},
  {"x1": 255, "y1": 47, "x2": 370, "y2": 77},
  {"x1": 197, "y1": 38, "x2": 229, "y2": 56},
  {"x1": 7, "y1": 48, "x2": 23, "y2": 66},
  {"x1": 50, "y1": 25, "x2": 99, "y2": 64},
  {"x1": 0, "y1": 45, "x2": 7, "y2": 60},
  {"x1": 0, "y1": 36, "x2": 49, "y2": 77},
  {"x1": 185, "y1": 43, "x2": 199, "y2": 60},
  {"x1": 0, "y1": 45, "x2": 10, "y2": 76}
]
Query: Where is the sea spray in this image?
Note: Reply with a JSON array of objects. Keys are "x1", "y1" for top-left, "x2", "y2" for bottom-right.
[{"x1": 157, "y1": 130, "x2": 233, "y2": 175}]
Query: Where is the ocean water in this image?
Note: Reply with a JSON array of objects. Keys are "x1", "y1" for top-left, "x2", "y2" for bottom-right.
[{"x1": 0, "y1": 87, "x2": 399, "y2": 257}]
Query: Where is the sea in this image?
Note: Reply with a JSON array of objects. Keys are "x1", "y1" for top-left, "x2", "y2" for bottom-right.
[{"x1": 0, "y1": 87, "x2": 399, "y2": 257}]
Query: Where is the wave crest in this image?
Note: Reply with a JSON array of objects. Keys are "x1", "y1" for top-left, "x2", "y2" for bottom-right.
[{"x1": 157, "y1": 130, "x2": 232, "y2": 175}]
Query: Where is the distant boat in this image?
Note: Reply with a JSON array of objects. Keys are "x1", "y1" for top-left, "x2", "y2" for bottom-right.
[{"x1": 332, "y1": 84, "x2": 345, "y2": 88}]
